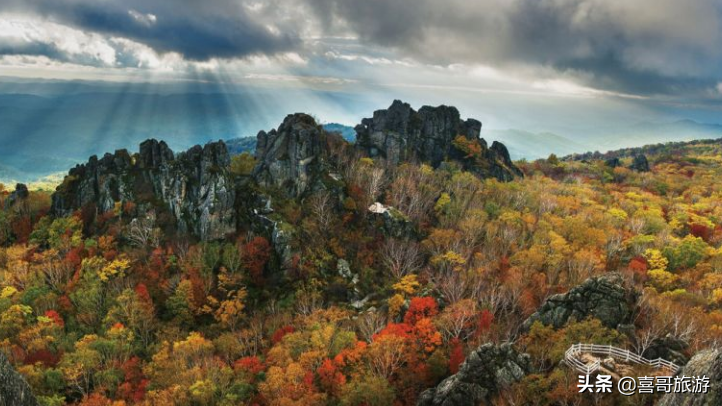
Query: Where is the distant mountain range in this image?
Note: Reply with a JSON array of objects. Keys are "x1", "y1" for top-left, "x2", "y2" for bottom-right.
[
  {"x1": 483, "y1": 129, "x2": 587, "y2": 160},
  {"x1": 484, "y1": 120, "x2": 722, "y2": 160},
  {"x1": 313, "y1": 121, "x2": 722, "y2": 161},
  {"x1": 224, "y1": 137, "x2": 257, "y2": 155},
  {"x1": 594, "y1": 120, "x2": 722, "y2": 151},
  {"x1": 322, "y1": 123, "x2": 357, "y2": 143}
]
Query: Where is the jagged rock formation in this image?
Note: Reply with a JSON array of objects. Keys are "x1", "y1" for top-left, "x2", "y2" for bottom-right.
[
  {"x1": 355, "y1": 100, "x2": 522, "y2": 181},
  {"x1": 48, "y1": 101, "x2": 517, "y2": 244},
  {"x1": 3, "y1": 183, "x2": 29, "y2": 210},
  {"x1": 51, "y1": 139, "x2": 236, "y2": 240},
  {"x1": 522, "y1": 273, "x2": 637, "y2": 330},
  {"x1": 417, "y1": 343, "x2": 529, "y2": 406},
  {"x1": 251, "y1": 114, "x2": 349, "y2": 268},
  {"x1": 629, "y1": 154, "x2": 651, "y2": 172},
  {"x1": 0, "y1": 352, "x2": 39, "y2": 406},
  {"x1": 658, "y1": 348, "x2": 721, "y2": 406},
  {"x1": 253, "y1": 113, "x2": 344, "y2": 199}
]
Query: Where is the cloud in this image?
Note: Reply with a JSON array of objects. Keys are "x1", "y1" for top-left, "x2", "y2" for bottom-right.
[
  {"x1": 127, "y1": 10, "x2": 157, "y2": 28},
  {"x1": 0, "y1": 0, "x2": 720, "y2": 100},
  {"x1": 0, "y1": 18, "x2": 119, "y2": 66},
  {"x1": 0, "y1": 0, "x2": 301, "y2": 61},
  {"x1": 307, "y1": 0, "x2": 722, "y2": 96}
]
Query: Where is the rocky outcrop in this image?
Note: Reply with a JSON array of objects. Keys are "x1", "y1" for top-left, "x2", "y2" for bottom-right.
[
  {"x1": 629, "y1": 154, "x2": 650, "y2": 172},
  {"x1": 51, "y1": 139, "x2": 236, "y2": 241},
  {"x1": 3, "y1": 183, "x2": 29, "y2": 210},
  {"x1": 253, "y1": 113, "x2": 343, "y2": 199},
  {"x1": 417, "y1": 343, "x2": 529, "y2": 406},
  {"x1": 368, "y1": 202, "x2": 414, "y2": 238},
  {"x1": 658, "y1": 348, "x2": 722, "y2": 406},
  {"x1": 251, "y1": 114, "x2": 350, "y2": 268},
  {"x1": 642, "y1": 335, "x2": 689, "y2": 366},
  {"x1": 522, "y1": 273, "x2": 636, "y2": 330},
  {"x1": 0, "y1": 352, "x2": 39, "y2": 406},
  {"x1": 51, "y1": 149, "x2": 135, "y2": 215},
  {"x1": 354, "y1": 100, "x2": 521, "y2": 181},
  {"x1": 49, "y1": 101, "x2": 517, "y2": 242},
  {"x1": 486, "y1": 141, "x2": 521, "y2": 181}
]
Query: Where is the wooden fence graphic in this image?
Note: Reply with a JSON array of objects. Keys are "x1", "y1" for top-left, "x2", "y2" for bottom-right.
[{"x1": 564, "y1": 343, "x2": 680, "y2": 375}]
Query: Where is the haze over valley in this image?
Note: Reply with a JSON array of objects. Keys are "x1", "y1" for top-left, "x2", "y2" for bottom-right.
[{"x1": 2, "y1": 81, "x2": 722, "y2": 184}]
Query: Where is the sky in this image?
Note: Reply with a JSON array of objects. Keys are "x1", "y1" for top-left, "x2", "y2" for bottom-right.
[{"x1": 1, "y1": 0, "x2": 722, "y2": 174}]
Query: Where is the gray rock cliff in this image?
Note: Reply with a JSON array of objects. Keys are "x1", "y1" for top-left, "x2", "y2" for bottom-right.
[
  {"x1": 253, "y1": 113, "x2": 346, "y2": 199},
  {"x1": 355, "y1": 100, "x2": 522, "y2": 181},
  {"x1": 0, "y1": 352, "x2": 39, "y2": 406},
  {"x1": 51, "y1": 139, "x2": 236, "y2": 241},
  {"x1": 417, "y1": 343, "x2": 529, "y2": 406},
  {"x1": 253, "y1": 113, "x2": 329, "y2": 199},
  {"x1": 3, "y1": 183, "x2": 29, "y2": 211},
  {"x1": 658, "y1": 348, "x2": 722, "y2": 406},
  {"x1": 251, "y1": 114, "x2": 348, "y2": 266},
  {"x1": 522, "y1": 273, "x2": 637, "y2": 330}
]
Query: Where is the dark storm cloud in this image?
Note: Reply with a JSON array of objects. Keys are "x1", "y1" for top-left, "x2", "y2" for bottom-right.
[
  {"x1": 0, "y1": 0, "x2": 300, "y2": 60},
  {"x1": 0, "y1": 39, "x2": 66, "y2": 61},
  {"x1": 561, "y1": 54, "x2": 715, "y2": 98},
  {"x1": 307, "y1": 0, "x2": 722, "y2": 96}
]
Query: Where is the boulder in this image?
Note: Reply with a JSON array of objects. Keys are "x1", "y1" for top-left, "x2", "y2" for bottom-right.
[
  {"x1": 522, "y1": 273, "x2": 637, "y2": 330},
  {"x1": 642, "y1": 335, "x2": 690, "y2": 366},
  {"x1": 658, "y1": 348, "x2": 722, "y2": 406},
  {"x1": 367, "y1": 202, "x2": 414, "y2": 238},
  {"x1": 417, "y1": 343, "x2": 529, "y2": 406},
  {"x1": 354, "y1": 100, "x2": 521, "y2": 181},
  {"x1": 0, "y1": 352, "x2": 39, "y2": 406}
]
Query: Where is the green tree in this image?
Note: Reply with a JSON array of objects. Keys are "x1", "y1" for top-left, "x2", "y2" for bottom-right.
[
  {"x1": 340, "y1": 373, "x2": 396, "y2": 406},
  {"x1": 167, "y1": 280, "x2": 196, "y2": 327},
  {"x1": 230, "y1": 152, "x2": 257, "y2": 176},
  {"x1": 665, "y1": 235, "x2": 708, "y2": 270}
]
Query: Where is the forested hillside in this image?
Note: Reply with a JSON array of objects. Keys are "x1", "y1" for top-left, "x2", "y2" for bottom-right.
[{"x1": 1, "y1": 104, "x2": 722, "y2": 406}]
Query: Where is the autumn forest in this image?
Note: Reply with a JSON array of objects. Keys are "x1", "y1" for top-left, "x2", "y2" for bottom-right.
[{"x1": 2, "y1": 114, "x2": 722, "y2": 406}]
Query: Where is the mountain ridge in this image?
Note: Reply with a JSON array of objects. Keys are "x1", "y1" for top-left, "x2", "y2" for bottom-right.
[{"x1": 46, "y1": 101, "x2": 523, "y2": 243}]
